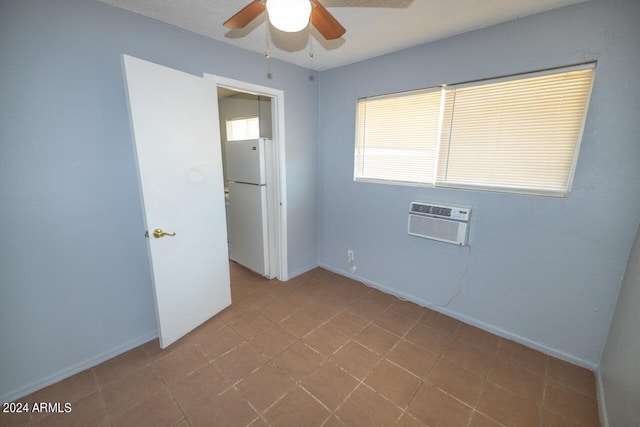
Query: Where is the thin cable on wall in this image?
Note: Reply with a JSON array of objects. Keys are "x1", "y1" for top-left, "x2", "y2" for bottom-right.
[
  {"x1": 346, "y1": 244, "x2": 472, "y2": 310},
  {"x1": 431, "y1": 244, "x2": 471, "y2": 308}
]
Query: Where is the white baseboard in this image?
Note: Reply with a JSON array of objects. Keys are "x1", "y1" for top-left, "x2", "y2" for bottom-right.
[
  {"x1": 1, "y1": 331, "x2": 158, "y2": 403},
  {"x1": 595, "y1": 367, "x2": 609, "y2": 427},
  {"x1": 287, "y1": 263, "x2": 320, "y2": 281},
  {"x1": 318, "y1": 263, "x2": 597, "y2": 370}
]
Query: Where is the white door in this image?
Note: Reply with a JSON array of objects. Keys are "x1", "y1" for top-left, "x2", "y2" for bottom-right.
[{"x1": 122, "y1": 55, "x2": 231, "y2": 348}]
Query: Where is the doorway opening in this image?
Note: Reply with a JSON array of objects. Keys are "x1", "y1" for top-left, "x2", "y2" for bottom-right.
[{"x1": 206, "y1": 74, "x2": 288, "y2": 281}]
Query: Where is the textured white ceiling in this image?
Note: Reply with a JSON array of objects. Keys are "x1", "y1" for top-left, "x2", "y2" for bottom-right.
[{"x1": 97, "y1": 0, "x2": 587, "y2": 71}]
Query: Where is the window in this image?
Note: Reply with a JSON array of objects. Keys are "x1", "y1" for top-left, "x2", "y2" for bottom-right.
[
  {"x1": 354, "y1": 63, "x2": 595, "y2": 196},
  {"x1": 226, "y1": 117, "x2": 259, "y2": 141},
  {"x1": 355, "y1": 89, "x2": 442, "y2": 183}
]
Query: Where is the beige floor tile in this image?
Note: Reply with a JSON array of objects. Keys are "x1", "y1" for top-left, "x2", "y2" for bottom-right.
[
  {"x1": 214, "y1": 342, "x2": 267, "y2": 384},
  {"x1": 301, "y1": 361, "x2": 359, "y2": 410},
  {"x1": 102, "y1": 365, "x2": 164, "y2": 416},
  {"x1": 248, "y1": 417, "x2": 269, "y2": 426},
  {"x1": 236, "y1": 362, "x2": 296, "y2": 412},
  {"x1": 373, "y1": 309, "x2": 417, "y2": 337},
  {"x1": 111, "y1": 388, "x2": 183, "y2": 427},
  {"x1": 455, "y1": 324, "x2": 500, "y2": 355},
  {"x1": 279, "y1": 311, "x2": 322, "y2": 338},
  {"x1": 324, "y1": 311, "x2": 369, "y2": 337},
  {"x1": 217, "y1": 301, "x2": 254, "y2": 325},
  {"x1": 140, "y1": 340, "x2": 166, "y2": 363},
  {"x1": 263, "y1": 387, "x2": 331, "y2": 427},
  {"x1": 476, "y1": 382, "x2": 541, "y2": 427},
  {"x1": 395, "y1": 413, "x2": 425, "y2": 427},
  {"x1": 273, "y1": 341, "x2": 324, "y2": 380},
  {"x1": 487, "y1": 357, "x2": 545, "y2": 403},
  {"x1": 368, "y1": 290, "x2": 401, "y2": 310},
  {"x1": 64, "y1": 391, "x2": 107, "y2": 427},
  {"x1": 302, "y1": 324, "x2": 350, "y2": 356},
  {"x1": 300, "y1": 278, "x2": 334, "y2": 297},
  {"x1": 469, "y1": 411, "x2": 503, "y2": 427},
  {"x1": 168, "y1": 362, "x2": 230, "y2": 416},
  {"x1": 287, "y1": 288, "x2": 320, "y2": 306},
  {"x1": 231, "y1": 311, "x2": 274, "y2": 340},
  {"x1": 419, "y1": 310, "x2": 461, "y2": 335},
  {"x1": 348, "y1": 296, "x2": 391, "y2": 321},
  {"x1": 0, "y1": 408, "x2": 30, "y2": 427},
  {"x1": 322, "y1": 415, "x2": 348, "y2": 427},
  {"x1": 249, "y1": 325, "x2": 296, "y2": 359},
  {"x1": 387, "y1": 299, "x2": 428, "y2": 321},
  {"x1": 305, "y1": 300, "x2": 343, "y2": 323},
  {"x1": 92, "y1": 347, "x2": 149, "y2": 386},
  {"x1": 188, "y1": 388, "x2": 258, "y2": 427},
  {"x1": 189, "y1": 324, "x2": 245, "y2": 359},
  {"x1": 153, "y1": 342, "x2": 208, "y2": 385},
  {"x1": 404, "y1": 323, "x2": 451, "y2": 354},
  {"x1": 330, "y1": 340, "x2": 381, "y2": 380},
  {"x1": 442, "y1": 339, "x2": 494, "y2": 378},
  {"x1": 408, "y1": 383, "x2": 473, "y2": 427},
  {"x1": 542, "y1": 410, "x2": 582, "y2": 427},
  {"x1": 336, "y1": 384, "x2": 403, "y2": 427},
  {"x1": 364, "y1": 360, "x2": 422, "y2": 408},
  {"x1": 496, "y1": 338, "x2": 547, "y2": 376},
  {"x1": 353, "y1": 324, "x2": 399, "y2": 355},
  {"x1": 140, "y1": 337, "x2": 188, "y2": 363},
  {"x1": 33, "y1": 391, "x2": 107, "y2": 427},
  {"x1": 427, "y1": 358, "x2": 483, "y2": 407},
  {"x1": 544, "y1": 381, "x2": 599, "y2": 427},
  {"x1": 386, "y1": 339, "x2": 438, "y2": 378},
  {"x1": 28, "y1": 369, "x2": 97, "y2": 407},
  {"x1": 243, "y1": 290, "x2": 278, "y2": 310},
  {"x1": 547, "y1": 357, "x2": 596, "y2": 397},
  {"x1": 329, "y1": 284, "x2": 369, "y2": 306},
  {"x1": 257, "y1": 297, "x2": 300, "y2": 323}
]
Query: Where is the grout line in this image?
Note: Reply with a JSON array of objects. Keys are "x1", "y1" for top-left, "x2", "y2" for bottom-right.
[
  {"x1": 90, "y1": 368, "x2": 114, "y2": 427},
  {"x1": 162, "y1": 378, "x2": 189, "y2": 427}
]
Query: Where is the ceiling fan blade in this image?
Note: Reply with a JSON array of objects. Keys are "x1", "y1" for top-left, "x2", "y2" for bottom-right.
[
  {"x1": 310, "y1": 0, "x2": 346, "y2": 40},
  {"x1": 223, "y1": 0, "x2": 266, "y2": 29}
]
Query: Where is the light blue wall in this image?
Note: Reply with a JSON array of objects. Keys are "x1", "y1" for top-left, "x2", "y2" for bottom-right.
[
  {"x1": 598, "y1": 222, "x2": 640, "y2": 426},
  {"x1": 317, "y1": 0, "x2": 640, "y2": 366},
  {"x1": 0, "y1": 0, "x2": 318, "y2": 401}
]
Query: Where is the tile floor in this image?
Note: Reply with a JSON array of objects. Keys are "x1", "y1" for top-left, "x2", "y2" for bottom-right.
[{"x1": 1, "y1": 263, "x2": 600, "y2": 427}]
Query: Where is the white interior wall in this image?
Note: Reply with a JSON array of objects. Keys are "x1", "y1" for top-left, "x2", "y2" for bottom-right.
[
  {"x1": 0, "y1": 0, "x2": 318, "y2": 402},
  {"x1": 597, "y1": 222, "x2": 640, "y2": 426},
  {"x1": 316, "y1": 0, "x2": 640, "y2": 367}
]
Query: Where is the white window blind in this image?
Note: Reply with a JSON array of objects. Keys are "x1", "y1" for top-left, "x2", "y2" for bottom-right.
[
  {"x1": 436, "y1": 66, "x2": 595, "y2": 195},
  {"x1": 354, "y1": 63, "x2": 595, "y2": 197},
  {"x1": 226, "y1": 117, "x2": 259, "y2": 141},
  {"x1": 355, "y1": 89, "x2": 442, "y2": 184}
]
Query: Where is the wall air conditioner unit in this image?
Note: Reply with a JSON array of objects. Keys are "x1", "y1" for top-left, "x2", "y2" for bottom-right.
[{"x1": 408, "y1": 202, "x2": 471, "y2": 246}]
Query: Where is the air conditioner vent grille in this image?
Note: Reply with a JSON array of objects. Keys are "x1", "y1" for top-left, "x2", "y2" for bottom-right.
[{"x1": 408, "y1": 202, "x2": 471, "y2": 245}]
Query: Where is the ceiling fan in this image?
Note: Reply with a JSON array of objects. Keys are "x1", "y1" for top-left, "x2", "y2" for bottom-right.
[{"x1": 224, "y1": 0, "x2": 346, "y2": 40}]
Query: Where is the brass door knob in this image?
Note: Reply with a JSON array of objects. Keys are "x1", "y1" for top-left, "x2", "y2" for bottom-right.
[{"x1": 152, "y1": 228, "x2": 176, "y2": 238}]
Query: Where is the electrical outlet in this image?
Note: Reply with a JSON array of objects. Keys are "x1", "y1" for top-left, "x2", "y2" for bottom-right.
[
  {"x1": 347, "y1": 250, "x2": 354, "y2": 263},
  {"x1": 347, "y1": 250, "x2": 356, "y2": 273}
]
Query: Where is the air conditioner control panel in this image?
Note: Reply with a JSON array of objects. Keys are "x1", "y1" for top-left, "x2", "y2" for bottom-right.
[{"x1": 409, "y1": 202, "x2": 471, "y2": 221}]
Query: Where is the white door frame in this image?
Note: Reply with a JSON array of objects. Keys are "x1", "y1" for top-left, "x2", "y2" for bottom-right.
[{"x1": 205, "y1": 74, "x2": 288, "y2": 281}]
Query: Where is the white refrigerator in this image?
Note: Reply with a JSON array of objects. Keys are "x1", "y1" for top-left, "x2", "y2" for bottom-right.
[{"x1": 225, "y1": 138, "x2": 270, "y2": 277}]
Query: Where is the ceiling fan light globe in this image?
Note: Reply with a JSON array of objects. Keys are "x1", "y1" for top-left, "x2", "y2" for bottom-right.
[{"x1": 266, "y1": 0, "x2": 312, "y2": 33}]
